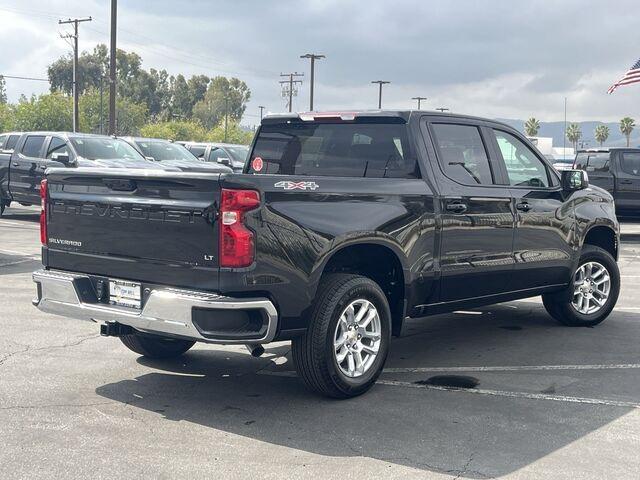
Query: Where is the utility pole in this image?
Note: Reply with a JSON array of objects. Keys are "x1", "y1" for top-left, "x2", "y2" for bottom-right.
[
  {"x1": 412, "y1": 96, "x2": 427, "y2": 109},
  {"x1": 258, "y1": 105, "x2": 265, "y2": 120},
  {"x1": 371, "y1": 80, "x2": 390, "y2": 109},
  {"x1": 300, "y1": 53, "x2": 325, "y2": 111},
  {"x1": 436, "y1": 107, "x2": 450, "y2": 113},
  {"x1": 108, "y1": 0, "x2": 117, "y2": 135},
  {"x1": 279, "y1": 72, "x2": 304, "y2": 112},
  {"x1": 58, "y1": 16, "x2": 92, "y2": 133},
  {"x1": 99, "y1": 77, "x2": 103, "y2": 134},
  {"x1": 563, "y1": 97, "x2": 567, "y2": 161}
]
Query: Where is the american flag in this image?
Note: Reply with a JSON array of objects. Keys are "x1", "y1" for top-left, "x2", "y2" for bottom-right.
[{"x1": 607, "y1": 58, "x2": 640, "y2": 94}]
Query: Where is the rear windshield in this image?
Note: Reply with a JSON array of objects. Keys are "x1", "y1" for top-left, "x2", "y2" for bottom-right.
[
  {"x1": 136, "y1": 141, "x2": 197, "y2": 162},
  {"x1": 574, "y1": 152, "x2": 610, "y2": 172},
  {"x1": 188, "y1": 145, "x2": 206, "y2": 158},
  {"x1": 249, "y1": 121, "x2": 419, "y2": 178},
  {"x1": 70, "y1": 137, "x2": 144, "y2": 161},
  {"x1": 224, "y1": 146, "x2": 249, "y2": 163}
]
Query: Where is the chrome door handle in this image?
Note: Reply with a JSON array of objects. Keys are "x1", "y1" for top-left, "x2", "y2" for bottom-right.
[
  {"x1": 516, "y1": 202, "x2": 532, "y2": 212},
  {"x1": 12, "y1": 162, "x2": 19, "y2": 167}
]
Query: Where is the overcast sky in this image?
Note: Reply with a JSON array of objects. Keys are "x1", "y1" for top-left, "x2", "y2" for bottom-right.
[{"x1": 1, "y1": 0, "x2": 639, "y2": 124}]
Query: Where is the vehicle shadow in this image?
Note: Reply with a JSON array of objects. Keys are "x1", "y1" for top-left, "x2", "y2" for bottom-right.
[
  {"x1": 95, "y1": 302, "x2": 636, "y2": 477},
  {"x1": 0, "y1": 253, "x2": 40, "y2": 276}
]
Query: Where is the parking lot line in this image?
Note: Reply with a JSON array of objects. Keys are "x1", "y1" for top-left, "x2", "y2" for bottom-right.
[
  {"x1": 382, "y1": 363, "x2": 640, "y2": 373},
  {"x1": 377, "y1": 380, "x2": 640, "y2": 409}
]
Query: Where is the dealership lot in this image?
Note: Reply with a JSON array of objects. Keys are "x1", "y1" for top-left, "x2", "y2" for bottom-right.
[{"x1": 1, "y1": 204, "x2": 639, "y2": 479}]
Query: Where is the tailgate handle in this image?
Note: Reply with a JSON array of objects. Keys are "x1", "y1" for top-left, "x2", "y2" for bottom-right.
[{"x1": 103, "y1": 178, "x2": 137, "y2": 191}]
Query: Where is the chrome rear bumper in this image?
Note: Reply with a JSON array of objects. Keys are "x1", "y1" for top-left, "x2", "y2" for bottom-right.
[{"x1": 32, "y1": 269, "x2": 278, "y2": 344}]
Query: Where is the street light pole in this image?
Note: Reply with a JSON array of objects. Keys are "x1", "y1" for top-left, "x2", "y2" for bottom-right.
[
  {"x1": 371, "y1": 80, "x2": 390, "y2": 109},
  {"x1": 108, "y1": 0, "x2": 117, "y2": 135},
  {"x1": 411, "y1": 96, "x2": 427, "y2": 109},
  {"x1": 300, "y1": 53, "x2": 325, "y2": 111},
  {"x1": 258, "y1": 105, "x2": 265, "y2": 120}
]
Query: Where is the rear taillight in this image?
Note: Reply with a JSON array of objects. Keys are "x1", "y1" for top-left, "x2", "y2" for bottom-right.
[
  {"x1": 219, "y1": 189, "x2": 260, "y2": 268},
  {"x1": 40, "y1": 179, "x2": 48, "y2": 246}
]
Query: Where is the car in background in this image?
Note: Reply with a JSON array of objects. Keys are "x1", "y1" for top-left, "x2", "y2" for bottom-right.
[
  {"x1": 0, "y1": 132, "x2": 167, "y2": 215},
  {"x1": 550, "y1": 156, "x2": 575, "y2": 172},
  {"x1": 121, "y1": 137, "x2": 233, "y2": 173},
  {"x1": 0, "y1": 132, "x2": 23, "y2": 153},
  {"x1": 574, "y1": 148, "x2": 640, "y2": 215},
  {"x1": 184, "y1": 142, "x2": 249, "y2": 172}
]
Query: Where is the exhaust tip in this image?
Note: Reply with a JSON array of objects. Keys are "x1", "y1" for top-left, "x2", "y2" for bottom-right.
[{"x1": 245, "y1": 343, "x2": 265, "y2": 358}]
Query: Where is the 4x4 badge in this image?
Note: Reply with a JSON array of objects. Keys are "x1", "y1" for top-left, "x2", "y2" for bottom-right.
[{"x1": 274, "y1": 181, "x2": 319, "y2": 191}]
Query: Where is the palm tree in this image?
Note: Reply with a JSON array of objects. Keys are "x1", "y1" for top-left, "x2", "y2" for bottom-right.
[
  {"x1": 566, "y1": 123, "x2": 582, "y2": 151},
  {"x1": 619, "y1": 117, "x2": 635, "y2": 147},
  {"x1": 524, "y1": 117, "x2": 541, "y2": 137},
  {"x1": 594, "y1": 125, "x2": 610, "y2": 146}
]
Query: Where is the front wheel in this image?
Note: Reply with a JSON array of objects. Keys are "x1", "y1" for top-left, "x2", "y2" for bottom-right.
[
  {"x1": 292, "y1": 274, "x2": 391, "y2": 399},
  {"x1": 543, "y1": 245, "x2": 620, "y2": 327},
  {"x1": 120, "y1": 331, "x2": 195, "y2": 359}
]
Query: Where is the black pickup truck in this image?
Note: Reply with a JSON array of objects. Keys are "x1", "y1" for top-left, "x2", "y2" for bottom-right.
[
  {"x1": 0, "y1": 132, "x2": 163, "y2": 215},
  {"x1": 574, "y1": 148, "x2": 640, "y2": 215},
  {"x1": 32, "y1": 111, "x2": 620, "y2": 398}
]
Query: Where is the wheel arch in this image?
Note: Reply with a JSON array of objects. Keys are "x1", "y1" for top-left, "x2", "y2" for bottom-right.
[{"x1": 582, "y1": 224, "x2": 618, "y2": 260}]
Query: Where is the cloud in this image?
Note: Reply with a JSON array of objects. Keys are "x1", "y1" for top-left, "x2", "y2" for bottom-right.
[{"x1": 1, "y1": 0, "x2": 639, "y2": 122}]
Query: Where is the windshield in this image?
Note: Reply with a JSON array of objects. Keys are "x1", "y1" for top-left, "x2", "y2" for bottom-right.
[
  {"x1": 135, "y1": 141, "x2": 198, "y2": 162},
  {"x1": 70, "y1": 137, "x2": 144, "y2": 161},
  {"x1": 224, "y1": 146, "x2": 249, "y2": 163}
]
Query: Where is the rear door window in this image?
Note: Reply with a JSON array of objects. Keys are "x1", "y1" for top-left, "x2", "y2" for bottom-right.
[
  {"x1": 430, "y1": 123, "x2": 493, "y2": 185},
  {"x1": 0, "y1": 135, "x2": 6, "y2": 150},
  {"x1": 249, "y1": 120, "x2": 419, "y2": 178},
  {"x1": 21, "y1": 135, "x2": 46, "y2": 158},
  {"x1": 621, "y1": 152, "x2": 640, "y2": 176}
]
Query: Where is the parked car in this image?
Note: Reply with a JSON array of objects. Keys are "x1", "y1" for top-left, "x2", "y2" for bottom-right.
[
  {"x1": 184, "y1": 142, "x2": 249, "y2": 172},
  {"x1": 121, "y1": 137, "x2": 233, "y2": 173},
  {"x1": 550, "y1": 156, "x2": 575, "y2": 172},
  {"x1": 33, "y1": 111, "x2": 620, "y2": 398},
  {"x1": 574, "y1": 148, "x2": 640, "y2": 215},
  {"x1": 0, "y1": 132, "x2": 167, "y2": 215}
]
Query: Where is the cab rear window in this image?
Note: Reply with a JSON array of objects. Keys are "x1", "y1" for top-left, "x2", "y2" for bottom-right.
[{"x1": 249, "y1": 121, "x2": 419, "y2": 178}]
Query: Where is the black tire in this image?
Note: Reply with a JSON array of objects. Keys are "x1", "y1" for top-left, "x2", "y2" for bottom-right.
[
  {"x1": 543, "y1": 245, "x2": 620, "y2": 327},
  {"x1": 0, "y1": 202, "x2": 4, "y2": 217},
  {"x1": 291, "y1": 274, "x2": 391, "y2": 399},
  {"x1": 120, "y1": 331, "x2": 195, "y2": 359}
]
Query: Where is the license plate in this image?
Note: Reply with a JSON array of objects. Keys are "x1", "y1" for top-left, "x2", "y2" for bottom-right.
[{"x1": 109, "y1": 280, "x2": 142, "y2": 309}]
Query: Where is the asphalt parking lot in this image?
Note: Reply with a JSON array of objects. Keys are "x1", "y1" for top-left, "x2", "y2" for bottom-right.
[{"x1": 1, "y1": 204, "x2": 639, "y2": 479}]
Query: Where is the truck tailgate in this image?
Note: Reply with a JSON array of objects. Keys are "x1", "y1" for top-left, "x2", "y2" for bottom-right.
[{"x1": 44, "y1": 168, "x2": 220, "y2": 289}]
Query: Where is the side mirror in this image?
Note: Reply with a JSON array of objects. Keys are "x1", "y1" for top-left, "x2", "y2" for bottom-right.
[
  {"x1": 561, "y1": 169, "x2": 589, "y2": 191},
  {"x1": 51, "y1": 152, "x2": 71, "y2": 164},
  {"x1": 218, "y1": 157, "x2": 231, "y2": 166}
]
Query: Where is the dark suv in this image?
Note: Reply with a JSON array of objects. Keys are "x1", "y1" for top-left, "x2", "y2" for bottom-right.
[{"x1": 574, "y1": 148, "x2": 640, "y2": 215}]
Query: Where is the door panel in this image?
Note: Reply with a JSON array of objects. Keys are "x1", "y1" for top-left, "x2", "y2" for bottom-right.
[
  {"x1": 615, "y1": 151, "x2": 640, "y2": 212},
  {"x1": 11, "y1": 135, "x2": 47, "y2": 204},
  {"x1": 439, "y1": 191, "x2": 515, "y2": 301}
]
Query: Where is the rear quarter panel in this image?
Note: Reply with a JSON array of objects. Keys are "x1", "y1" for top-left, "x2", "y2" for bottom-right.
[{"x1": 218, "y1": 174, "x2": 436, "y2": 332}]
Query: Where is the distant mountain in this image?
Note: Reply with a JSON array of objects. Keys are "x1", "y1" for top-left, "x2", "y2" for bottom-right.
[{"x1": 496, "y1": 119, "x2": 640, "y2": 149}]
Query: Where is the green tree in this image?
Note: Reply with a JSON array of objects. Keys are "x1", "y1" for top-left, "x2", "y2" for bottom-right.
[
  {"x1": 140, "y1": 120, "x2": 209, "y2": 142},
  {"x1": 192, "y1": 76, "x2": 251, "y2": 129},
  {"x1": 524, "y1": 117, "x2": 540, "y2": 137},
  {"x1": 620, "y1": 117, "x2": 635, "y2": 147},
  {"x1": 11, "y1": 93, "x2": 73, "y2": 131},
  {"x1": 79, "y1": 89, "x2": 147, "y2": 135},
  {"x1": 47, "y1": 44, "x2": 108, "y2": 95},
  {"x1": 0, "y1": 75, "x2": 7, "y2": 104},
  {"x1": 566, "y1": 123, "x2": 582, "y2": 151},
  {"x1": 0, "y1": 102, "x2": 13, "y2": 131},
  {"x1": 207, "y1": 120, "x2": 254, "y2": 145},
  {"x1": 594, "y1": 125, "x2": 610, "y2": 146}
]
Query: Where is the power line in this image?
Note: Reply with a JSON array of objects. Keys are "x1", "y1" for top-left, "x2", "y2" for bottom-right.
[
  {"x1": 279, "y1": 72, "x2": 303, "y2": 113},
  {"x1": 371, "y1": 80, "x2": 390, "y2": 109},
  {"x1": 0, "y1": 74, "x2": 49, "y2": 82},
  {"x1": 59, "y1": 16, "x2": 92, "y2": 133}
]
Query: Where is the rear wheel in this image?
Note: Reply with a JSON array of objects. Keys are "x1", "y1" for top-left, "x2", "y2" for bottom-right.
[
  {"x1": 543, "y1": 245, "x2": 619, "y2": 327},
  {"x1": 291, "y1": 274, "x2": 391, "y2": 398},
  {"x1": 120, "y1": 331, "x2": 195, "y2": 359}
]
